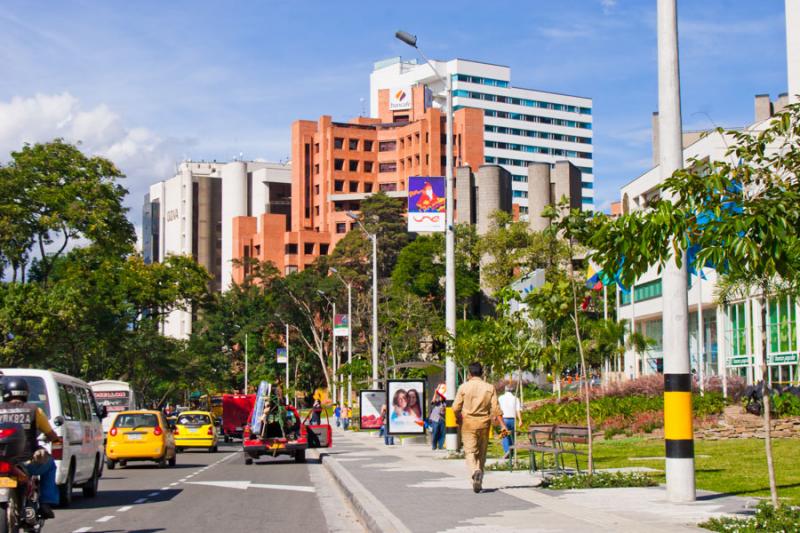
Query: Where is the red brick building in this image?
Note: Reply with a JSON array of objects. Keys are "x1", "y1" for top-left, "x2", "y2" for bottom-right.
[{"x1": 232, "y1": 86, "x2": 484, "y2": 281}]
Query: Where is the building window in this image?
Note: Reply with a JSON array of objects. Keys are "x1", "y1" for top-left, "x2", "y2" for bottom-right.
[
  {"x1": 336, "y1": 223, "x2": 346, "y2": 234},
  {"x1": 314, "y1": 143, "x2": 319, "y2": 154},
  {"x1": 349, "y1": 160, "x2": 359, "y2": 172},
  {"x1": 349, "y1": 181, "x2": 359, "y2": 192},
  {"x1": 620, "y1": 279, "x2": 663, "y2": 305},
  {"x1": 334, "y1": 180, "x2": 344, "y2": 192},
  {"x1": 379, "y1": 141, "x2": 396, "y2": 152},
  {"x1": 315, "y1": 184, "x2": 320, "y2": 194},
  {"x1": 364, "y1": 161, "x2": 374, "y2": 172},
  {"x1": 285, "y1": 265, "x2": 298, "y2": 274},
  {"x1": 334, "y1": 159, "x2": 344, "y2": 171},
  {"x1": 314, "y1": 164, "x2": 319, "y2": 174},
  {"x1": 768, "y1": 296, "x2": 796, "y2": 357},
  {"x1": 364, "y1": 140, "x2": 374, "y2": 152},
  {"x1": 395, "y1": 114, "x2": 409, "y2": 123},
  {"x1": 315, "y1": 206, "x2": 320, "y2": 216},
  {"x1": 285, "y1": 244, "x2": 298, "y2": 254},
  {"x1": 379, "y1": 162, "x2": 397, "y2": 173},
  {"x1": 304, "y1": 243, "x2": 315, "y2": 255},
  {"x1": 349, "y1": 139, "x2": 359, "y2": 150},
  {"x1": 399, "y1": 138, "x2": 404, "y2": 149},
  {"x1": 365, "y1": 183, "x2": 373, "y2": 193},
  {"x1": 380, "y1": 183, "x2": 397, "y2": 192},
  {"x1": 320, "y1": 244, "x2": 329, "y2": 255},
  {"x1": 334, "y1": 137, "x2": 344, "y2": 149},
  {"x1": 425, "y1": 132, "x2": 429, "y2": 143}
]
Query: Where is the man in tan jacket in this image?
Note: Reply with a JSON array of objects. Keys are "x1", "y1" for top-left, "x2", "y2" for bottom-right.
[{"x1": 453, "y1": 362, "x2": 507, "y2": 493}]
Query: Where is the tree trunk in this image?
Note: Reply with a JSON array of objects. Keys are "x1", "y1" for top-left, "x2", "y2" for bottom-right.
[
  {"x1": 760, "y1": 293, "x2": 779, "y2": 508},
  {"x1": 568, "y1": 244, "x2": 593, "y2": 474}
]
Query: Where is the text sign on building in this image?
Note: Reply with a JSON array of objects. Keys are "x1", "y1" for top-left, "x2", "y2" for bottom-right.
[
  {"x1": 769, "y1": 353, "x2": 799, "y2": 365},
  {"x1": 408, "y1": 176, "x2": 446, "y2": 232},
  {"x1": 334, "y1": 314, "x2": 349, "y2": 337},
  {"x1": 389, "y1": 86, "x2": 412, "y2": 111},
  {"x1": 276, "y1": 348, "x2": 287, "y2": 364},
  {"x1": 728, "y1": 356, "x2": 752, "y2": 367}
]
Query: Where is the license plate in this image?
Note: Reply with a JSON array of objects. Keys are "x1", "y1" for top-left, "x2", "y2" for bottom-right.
[
  {"x1": 0, "y1": 478, "x2": 17, "y2": 488},
  {"x1": 126, "y1": 433, "x2": 143, "y2": 441},
  {"x1": 270, "y1": 442, "x2": 282, "y2": 450},
  {"x1": 188, "y1": 428, "x2": 198, "y2": 433},
  {"x1": 235, "y1": 427, "x2": 242, "y2": 431}
]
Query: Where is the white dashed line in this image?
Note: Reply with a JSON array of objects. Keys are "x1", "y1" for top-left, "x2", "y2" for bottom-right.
[
  {"x1": 160, "y1": 486, "x2": 170, "y2": 490},
  {"x1": 170, "y1": 482, "x2": 179, "y2": 486},
  {"x1": 73, "y1": 528, "x2": 92, "y2": 533},
  {"x1": 117, "y1": 506, "x2": 133, "y2": 512},
  {"x1": 134, "y1": 498, "x2": 148, "y2": 504},
  {"x1": 96, "y1": 515, "x2": 114, "y2": 523},
  {"x1": 148, "y1": 492, "x2": 160, "y2": 497},
  {"x1": 179, "y1": 478, "x2": 187, "y2": 482}
]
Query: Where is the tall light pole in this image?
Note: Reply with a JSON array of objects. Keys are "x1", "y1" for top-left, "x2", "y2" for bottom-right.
[
  {"x1": 331, "y1": 267, "x2": 353, "y2": 405},
  {"x1": 244, "y1": 333, "x2": 248, "y2": 395},
  {"x1": 396, "y1": 30, "x2": 457, "y2": 451},
  {"x1": 348, "y1": 212, "x2": 379, "y2": 389},
  {"x1": 318, "y1": 290, "x2": 338, "y2": 402},
  {"x1": 657, "y1": 0, "x2": 695, "y2": 502},
  {"x1": 285, "y1": 322, "x2": 291, "y2": 405}
]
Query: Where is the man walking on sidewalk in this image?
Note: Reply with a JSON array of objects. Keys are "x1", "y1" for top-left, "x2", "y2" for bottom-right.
[{"x1": 453, "y1": 362, "x2": 507, "y2": 493}]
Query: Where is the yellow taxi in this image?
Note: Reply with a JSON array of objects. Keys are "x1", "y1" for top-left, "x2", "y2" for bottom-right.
[
  {"x1": 173, "y1": 411, "x2": 219, "y2": 453},
  {"x1": 105, "y1": 410, "x2": 177, "y2": 469}
]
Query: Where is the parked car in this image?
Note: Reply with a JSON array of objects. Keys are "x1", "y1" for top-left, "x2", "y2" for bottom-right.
[
  {"x1": 173, "y1": 411, "x2": 218, "y2": 453},
  {"x1": 105, "y1": 410, "x2": 176, "y2": 469},
  {"x1": 0, "y1": 368, "x2": 107, "y2": 506}
]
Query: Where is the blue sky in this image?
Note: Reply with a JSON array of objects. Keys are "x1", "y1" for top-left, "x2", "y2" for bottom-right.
[{"x1": 0, "y1": 0, "x2": 790, "y2": 222}]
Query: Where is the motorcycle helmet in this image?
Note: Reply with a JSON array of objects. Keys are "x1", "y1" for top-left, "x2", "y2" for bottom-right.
[{"x1": 2, "y1": 377, "x2": 29, "y2": 402}]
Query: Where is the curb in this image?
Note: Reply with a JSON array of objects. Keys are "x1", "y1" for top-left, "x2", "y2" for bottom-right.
[{"x1": 309, "y1": 449, "x2": 411, "y2": 533}]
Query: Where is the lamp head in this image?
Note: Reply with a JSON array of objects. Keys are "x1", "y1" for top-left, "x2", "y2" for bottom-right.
[
  {"x1": 346, "y1": 211, "x2": 359, "y2": 220},
  {"x1": 395, "y1": 30, "x2": 417, "y2": 48}
]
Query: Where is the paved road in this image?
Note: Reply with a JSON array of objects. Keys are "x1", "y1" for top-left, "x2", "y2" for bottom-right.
[{"x1": 54, "y1": 443, "x2": 362, "y2": 533}]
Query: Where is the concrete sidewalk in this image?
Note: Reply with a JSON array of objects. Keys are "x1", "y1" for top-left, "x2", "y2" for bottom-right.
[{"x1": 317, "y1": 428, "x2": 757, "y2": 533}]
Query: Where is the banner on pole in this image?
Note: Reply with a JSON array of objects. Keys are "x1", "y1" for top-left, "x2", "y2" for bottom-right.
[
  {"x1": 407, "y1": 176, "x2": 445, "y2": 232},
  {"x1": 334, "y1": 314, "x2": 349, "y2": 337},
  {"x1": 276, "y1": 347, "x2": 288, "y2": 364}
]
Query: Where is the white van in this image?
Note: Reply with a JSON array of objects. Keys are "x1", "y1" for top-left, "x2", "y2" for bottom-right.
[
  {"x1": 89, "y1": 380, "x2": 137, "y2": 434},
  {"x1": 1, "y1": 369, "x2": 106, "y2": 506}
]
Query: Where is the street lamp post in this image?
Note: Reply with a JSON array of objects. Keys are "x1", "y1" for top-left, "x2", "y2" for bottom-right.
[
  {"x1": 347, "y1": 212, "x2": 379, "y2": 390},
  {"x1": 318, "y1": 290, "x2": 338, "y2": 402},
  {"x1": 396, "y1": 30, "x2": 457, "y2": 451},
  {"x1": 244, "y1": 332, "x2": 249, "y2": 394},
  {"x1": 331, "y1": 268, "x2": 353, "y2": 406}
]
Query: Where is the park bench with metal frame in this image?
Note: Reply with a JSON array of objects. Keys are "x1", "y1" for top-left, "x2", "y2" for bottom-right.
[{"x1": 508, "y1": 424, "x2": 591, "y2": 474}]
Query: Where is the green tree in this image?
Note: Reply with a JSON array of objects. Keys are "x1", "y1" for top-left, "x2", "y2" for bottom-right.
[{"x1": 589, "y1": 102, "x2": 800, "y2": 507}]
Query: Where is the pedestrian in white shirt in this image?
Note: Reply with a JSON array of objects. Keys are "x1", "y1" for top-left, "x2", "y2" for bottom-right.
[{"x1": 498, "y1": 383, "x2": 522, "y2": 459}]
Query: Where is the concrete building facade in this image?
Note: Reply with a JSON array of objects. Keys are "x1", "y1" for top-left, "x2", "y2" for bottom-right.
[
  {"x1": 143, "y1": 160, "x2": 290, "y2": 338},
  {"x1": 370, "y1": 57, "x2": 594, "y2": 213}
]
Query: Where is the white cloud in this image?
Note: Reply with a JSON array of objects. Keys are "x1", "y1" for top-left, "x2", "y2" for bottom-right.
[{"x1": 601, "y1": 0, "x2": 617, "y2": 14}]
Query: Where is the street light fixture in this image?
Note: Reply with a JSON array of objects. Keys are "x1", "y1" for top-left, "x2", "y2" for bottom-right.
[
  {"x1": 347, "y1": 211, "x2": 380, "y2": 390},
  {"x1": 395, "y1": 29, "x2": 457, "y2": 451},
  {"x1": 330, "y1": 267, "x2": 353, "y2": 407}
]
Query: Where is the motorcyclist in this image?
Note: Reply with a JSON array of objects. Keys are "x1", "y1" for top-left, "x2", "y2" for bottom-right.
[{"x1": 0, "y1": 377, "x2": 61, "y2": 519}]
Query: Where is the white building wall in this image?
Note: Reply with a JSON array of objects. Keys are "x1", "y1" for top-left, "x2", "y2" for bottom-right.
[
  {"x1": 370, "y1": 57, "x2": 594, "y2": 212},
  {"x1": 220, "y1": 161, "x2": 247, "y2": 290},
  {"x1": 787, "y1": 0, "x2": 800, "y2": 104}
]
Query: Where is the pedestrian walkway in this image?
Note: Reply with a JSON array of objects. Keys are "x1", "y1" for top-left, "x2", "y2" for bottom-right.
[{"x1": 320, "y1": 428, "x2": 756, "y2": 532}]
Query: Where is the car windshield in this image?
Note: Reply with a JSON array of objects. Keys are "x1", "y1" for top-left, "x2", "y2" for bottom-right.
[
  {"x1": 114, "y1": 413, "x2": 158, "y2": 429},
  {"x1": 177, "y1": 414, "x2": 210, "y2": 426},
  {"x1": 5, "y1": 376, "x2": 50, "y2": 417}
]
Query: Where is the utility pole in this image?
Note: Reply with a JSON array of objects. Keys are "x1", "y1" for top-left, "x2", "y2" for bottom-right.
[
  {"x1": 285, "y1": 323, "x2": 290, "y2": 405},
  {"x1": 244, "y1": 333, "x2": 249, "y2": 395},
  {"x1": 657, "y1": 0, "x2": 696, "y2": 503}
]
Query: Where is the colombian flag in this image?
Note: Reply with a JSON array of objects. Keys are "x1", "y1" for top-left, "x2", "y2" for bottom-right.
[{"x1": 586, "y1": 264, "x2": 603, "y2": 291}]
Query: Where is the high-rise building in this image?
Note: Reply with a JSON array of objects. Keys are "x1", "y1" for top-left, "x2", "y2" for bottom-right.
[
  {"x1": 370, "y1": 57, "x2": 594, "y2": 213},
  {"x1": 143, "y1": 160, "x2": 290, "y2": 338}
]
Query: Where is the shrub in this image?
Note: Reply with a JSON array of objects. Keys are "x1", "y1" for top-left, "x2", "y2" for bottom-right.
[
  {"x1": 603, "y1": 374, "x2": 664, "y2": 398},
  {"x1": 700, "y1": 501, "x2": 800, "y2": 532},
  {"x1": 772, "y1": 392, "x2": 800, "y2": 418},
  {"x1": 629, "y1": 410, "x2": 663, "y2": 434},
  {"x1": 703, "y1": 374, "x2": 746, "y2": 401},
  {"x1": 694, "y1": 392, "x2": 728, "y2": 418},
  {"x1": 546, "y1": 471, "x2": 657, "y2": 490}
]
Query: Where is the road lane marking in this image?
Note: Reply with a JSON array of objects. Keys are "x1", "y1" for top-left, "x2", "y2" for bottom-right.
[
  {"x1": 170, "y1": 482, "x2": 179, "y2": 486},
  {"x1": 148, "y1": 492, "x2": 160, "y2": 497},
  {"x1": 73, "y1": 528, "x2": 92, "y2": 532},
  {"x1": 161, "y1": 486, "x2": 170, "y2": 490},
  {"x1": 185, "y1": 480, "x2": 316, "y2": 493},
  {"x1": 134, "y1": 498, "x2": 148, "y2": 504},
  {"x1": 96, "y1": 516, "x2": 114, "y2": 523},
  {"x1": 117, "y1": 506, "x2": 133, "y2": 512}
]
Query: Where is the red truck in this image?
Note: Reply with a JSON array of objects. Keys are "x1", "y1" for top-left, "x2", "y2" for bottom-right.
[
  {"x1": 242, "y1": 404, "x2": 331, "y2": 464},
  {"x1": 222, "y1": 393, "x2": 255, "y2": 441}
]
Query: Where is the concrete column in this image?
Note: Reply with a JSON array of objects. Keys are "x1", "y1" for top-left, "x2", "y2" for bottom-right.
[
  {"x1": 222, "y1": 161, "x2": 248, "y2": 289},
  {"x1": 179, "y1": 165, "x2": 193, "y2": 257},
  {"x1": 475, "y1": 165, "x2": 511, "y2": 236},
  {"x1": 752, "y1": 297, "x2": 764, "y2": 382},
  {"x1": 197, "y1": 177, "x2": 213, "y2": 275},
  {"x1": 754, "y1": 94, "x2": 774, "y2": 123},
  {"x1": 716, "y1": 306, "x2": 727, "y2": 398},
  {"x1": 455, "y1": 166, "x2": 474, "y2": 226},
  {"x1": 651, "y1": 112, "x2": 660, "y2": 166},
  {"x1": 552, "y1": 161, "x2": 582, "y2": 211},
  {"x1": 658, "y1": 0, "x2": 695, "y2": 503},
  {"x1": 745, "y1": 297, "x2": 754, "y2": 385},
  {"x1": 787, "y1": 0, "x2": 800, "y2": 104},
  {"x1": 527, "y1": 163, "x2": 550, "y2": 232}
]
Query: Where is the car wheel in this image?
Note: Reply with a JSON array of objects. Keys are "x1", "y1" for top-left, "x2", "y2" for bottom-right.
[
  {"x1": 294, "y1": 450, "x2": 306, "y2": 463},
  {"x1": 176, "y1": 447, "x2": 183, "y2": 453},
  {"x1": 106, "y1": 459, "x2": 116, "y2": 470},
  {"x1": 82, "y1": 458, "x2": 100, "y2": 497},
  {"x1": 168, "y1": 454, "x2": 176, "y2": 467},
  {"x1": 244, "y1": 453, "x2": 253, "y2": 465},
  {"x1": 210, "y1": 445, "x2": 218, "y2": 453},
  {"x1": 58, "y1": 463, "x2": 75, "y2": 507},
  {"x1": 157, "y1": 457, "x2": 167, "y2": 468}
]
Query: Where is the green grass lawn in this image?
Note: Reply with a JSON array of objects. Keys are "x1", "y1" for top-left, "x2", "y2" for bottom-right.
[{"x1": 491, "y1": 436, "x2": 800, "y2": 505}]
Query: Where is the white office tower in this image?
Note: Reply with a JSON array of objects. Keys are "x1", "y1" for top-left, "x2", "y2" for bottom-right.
[
  {"x1": 143, "y1": 160, "x2": 291, "y2": 339},
  {"x1": 370, "y1": 57, "x2": 594, "y2": 213}
]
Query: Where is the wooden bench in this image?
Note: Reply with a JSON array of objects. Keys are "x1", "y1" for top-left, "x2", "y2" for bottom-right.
[{"x1": 509, "y1": 424, "x2": 591, "y2": 474}]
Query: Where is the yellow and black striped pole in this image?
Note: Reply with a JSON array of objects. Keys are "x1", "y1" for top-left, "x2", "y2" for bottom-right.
[
  {"x1": 445, "y1": 400, "x2": 458, "y2": 440},
  {"x1": 658, "y1": 0, "x2": 696, "y2": 502}
]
